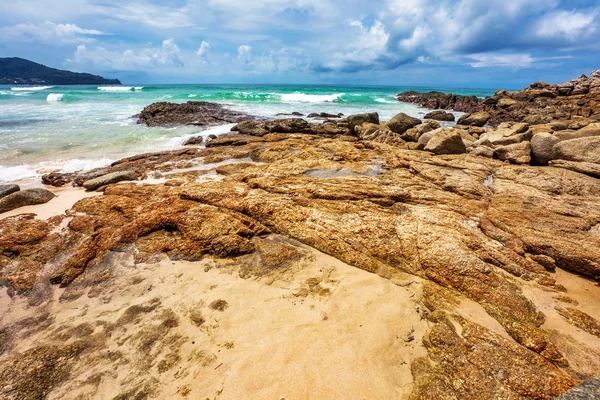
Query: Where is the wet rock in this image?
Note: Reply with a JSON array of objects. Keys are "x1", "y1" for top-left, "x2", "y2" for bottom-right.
[
  {"x1": 275, "y1": 112, "x2": 304, "y2": 116},
  {"x1": 531, "y1": 133, "x2": 560, "y2": 165},
  {"x1": 386, "y1": 113, "x2": 422, "y2": 135},
  {"x1": 396, "y1": 91, "x2": 481, "y2": 113},
  {"x1": 424, "y1": 110, "x2": 455, "y2": 121},
  {"x1": 183, "y1": 136, "x2": 204, "y2": 146},
  {"x1": 0, "y1": 188, "x2": 56, "y2": 214},
  {"x1": 83, "y1": 171, "x2": 137, "y2": 191},
  {"x1": 424, "y1": 129, "x2": 467, "y2": 155},
  {"x1": 552, "y1": 136, "x2": 600, "y2": 164},
  {"x1": 494, "y1": 142, "x2": 532, "y2": 165},
  {"x1": 346, "y1": 112, "x2": 379, "y2": 130},
  {"x1": 457, "y1": 111, "x2": 491, "y2": 127},
  {"x1": 0, "y1": 184, "x2": 20, "y2": 199},
  {"x1": 136, "y1": 101, "x2": 255, "y2": 127}
]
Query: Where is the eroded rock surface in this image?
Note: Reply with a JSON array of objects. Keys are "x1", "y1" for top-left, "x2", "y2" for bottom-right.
[
  {"x1": 136, "y1": 101, "x2": 256, "y2": 127},
  {"x1": 2, "y1": 126, "x2": 600, "y2": 398}
]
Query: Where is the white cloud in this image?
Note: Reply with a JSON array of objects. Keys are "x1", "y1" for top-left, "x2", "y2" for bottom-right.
[
  {"x1": 536, "y1": 10, "x2": 597, "y2": 40},
  {"x1": 238, "y1": 45, "x2": 252, "y2": 64},
  {"x1": 0, "y1": 21, "x2": 106, "y2": 44},
  {"x1": 68, "y1": 38, "x2": 184, "y2": 70},
  {"x1": 196, "y1": 41, "x2": 211, "y2": 60},
  {"x1": 468, "y1": 53, "x2": 535, "y2": 68}
]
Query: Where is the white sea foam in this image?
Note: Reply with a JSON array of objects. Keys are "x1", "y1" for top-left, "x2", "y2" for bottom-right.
[
  {"x1": 47, "y1": 93, "x2": 64, "y2": 102},
  {"x1": 374, "y1": 97, "x2": 396, "y2": 104},
  {"x1": 0, "y1": 158, "x2": 114, "y2": 183},
  {"x1": 188, "y1": 94, "x2": 198, "y2": 98},
  {"x1": 11, "y1": 86, "x2": 54, "y2": 91},
  {"x1": 280, "y1": 92, "x2": 344, "y2": 103},
  {"x1": 98, "y1": 86, "x2": 144, "y2": 92}
]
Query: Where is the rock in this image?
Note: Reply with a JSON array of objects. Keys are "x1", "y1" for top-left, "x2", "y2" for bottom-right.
[
  {"x1": 231, "y1": 121, "x2": 270, "y2": 136},
  {"x1": 136, "y1": 101, "x2": 255, "y2": 127},
  {"x1": 0, "y1": 184, "x2": 20, "y2": 199},
  {"x1": 470, "y1": 145, "x2": 495, "y2": 158},
  {"x1": 424, "y1": 110, "x2": 455, "y2": 122},
  {"x1": 531, "y1": 133, "x2": 560, "y2": 165},
  {"x1": 497, "y1": 98, "x2": 518, "y2": 108},
  {"x1": 183, "y1": 136, "x2": 204, "y2": 146},
  {"x1": 386, "y1": 113, "x2": 422, "y2": 135},
  {"x1": 557, "y1": 82, "x2": 575, "y2": 96},
  {"x1": 552, "y1": 137, "x2": 600, "y2": 164},
  {"x1": 424, "y1": 129, "x2": 467, "y2": 155},
  {"x1": 346, "y1": 112, "x2": 379, "y2": 130},
  {"x1": 495, "y1": 142, "x2": 532, "y2": 164},
  {"x1": 396, "y1": 91, "x2": 481, "y2": 113},
  {"x1": 276, "y1": 112, "x2": 304, "y2": 116},
  {"x1": 549, "y1": 160, "x2": 600, "y2": 178},
  {"x1": 0, "y1": 188, "x2": 55, "y2": 214},
  {"x1": 418, "y1": 129, "x2": 440, "y2": 147},
  {"x1": 457, "y1": 112, "x2": 490, "y2": 127},
  {"x1": 83, "y1": 171, "x2": 137, "y2": 191},
  {"x1": 554, "y1": 123, "x2": 600, "y2": 141},
  {"x1": 559, "y1": 376, "x2": 600, "y2": 399}
]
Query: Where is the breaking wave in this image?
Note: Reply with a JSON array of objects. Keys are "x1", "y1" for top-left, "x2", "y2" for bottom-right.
[
  {"x1": 11, "y1": 86, "x2": 54, "y2": 91},
  {"x1": 46, "y1": 93, "x2": 64, "y2": 102},
  {"x1": 98, "y1": 86, "x2": 144, "y2": 92}
]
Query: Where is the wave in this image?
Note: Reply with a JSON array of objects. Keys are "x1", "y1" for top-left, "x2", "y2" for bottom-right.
[
  {"x1": 98, "y1": 86, "x2": 144, "y2": 92},
  {"x1": 0, "y1": 158, "x2": 114, "y2": 182},
  {"x1": 46, "y1": 93, "x2": 64, "y2": 102},
  {"x1": 11, "y1": 86, "x2": 54, "y2": 91},
  {"x1": 280, "y1": 92, "x2": 344, "y2": 103}
]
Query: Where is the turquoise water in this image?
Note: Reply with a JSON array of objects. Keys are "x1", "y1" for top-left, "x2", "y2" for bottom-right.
[{"x1": 0, "y1": 84, "x2": 495, "y2": 182}]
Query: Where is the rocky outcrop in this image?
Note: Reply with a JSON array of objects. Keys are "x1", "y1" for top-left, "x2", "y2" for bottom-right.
[
  {"x1": 0, "y1": 188, "x2": 55, "y2": 214},
  {"x1": 396, "y1": 91, "x2": 480, "y2": 113},
  {"x1": 494, "y1": 141, "x2": 532, "y2": 165},
  {"x1": 552, "y1": 137, "x2": 600, "y2": 164},
  {"x1": 82, "y1": 171, "x2": 137, "y2": 191},
  {"x1": 231, "y1": 118, "x2": 350, "y2": 137},
  {"x1": 457, "y1": 111, "x2": 491, "y2": 127},
  {"x1": 136, "y1": 101, "x2": 256, "y2": 127},
  {"x1": 0, "y1": 184, "x2": 20, "y2": 199},
  {"x1": 398, "y1": 70, "x2": 600, "y2": 127}
]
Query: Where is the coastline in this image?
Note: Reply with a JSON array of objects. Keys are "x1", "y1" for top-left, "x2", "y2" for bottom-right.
[{"x1": 1, "y1": 72, "x2": 600, "y2": 399}]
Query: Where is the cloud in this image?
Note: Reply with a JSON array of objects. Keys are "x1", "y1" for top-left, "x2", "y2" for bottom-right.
[
  {"x1": 95, "y1": 2, "x2": 195, "y2": 29},
  {"x1": 468, "y1": 53, "x2": 536, "y2": 68},
  {"x1": 535, "y1": 10, "x2": 598, "y2": 41},
  {"x1": 238, "y1": 45, "x2": 252, "y2": 64},
  {"x1": 196, "y1": 41, "x2": 210, "y2": 60},
  {"x1": 68, "y1": 38, "x2": 184, "y2": 70},
  {"x1": 0, "y1": 21, "x2": 106, "y2": 44}
]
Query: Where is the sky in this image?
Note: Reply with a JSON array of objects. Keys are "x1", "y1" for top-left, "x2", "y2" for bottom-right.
[{"x1": 1, "y1": 0, "x2": 599, "y2": 88}]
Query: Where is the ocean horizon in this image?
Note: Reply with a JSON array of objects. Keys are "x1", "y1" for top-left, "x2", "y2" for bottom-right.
[{"x1": 0, "y1": 83, "x2": 496, "y2": 183}]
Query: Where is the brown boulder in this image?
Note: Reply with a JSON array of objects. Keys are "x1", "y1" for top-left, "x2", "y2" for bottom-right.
[
  {"x1": 0, "y1": 188, "x2": 56, "y2": 214},
  {"x1": 457, "y1": 111, "x2": 490, "y2": 127},
  {"x1": 424, "y1": 110, "x2": 455, "y2": 121},
  {"x1": 385, "y1": 113, "x2": 421, "y2": 134},
  {"x1": 424, "y1": 129, "x2": 467, "y2": 155},
  {"x1": 495, "y1": 142, "x2": 532, "y2": 164}
]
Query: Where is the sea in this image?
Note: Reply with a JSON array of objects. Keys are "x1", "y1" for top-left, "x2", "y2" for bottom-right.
[{"x1": 0, "y1": 84, "x2": 495, "y2": 182}]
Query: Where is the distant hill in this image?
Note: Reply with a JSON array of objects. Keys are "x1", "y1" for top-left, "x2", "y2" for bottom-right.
[{"x1": 0, "y1": 57, "x2": 121, "y2": 85}]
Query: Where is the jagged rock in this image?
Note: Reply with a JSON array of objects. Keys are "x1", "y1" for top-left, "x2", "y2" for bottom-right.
[
  {"x1": 552, "y1": 137, "x2": 600, "y2": 164},
  {"x1": 424, "y1": 129, "x2": 467, "y2": 155},
  {"x1": 424, "y1": 110, "x2": 455, "y2": 121},
  {"x1": 0, "y1": 184, "x2": 20, "y2": 199},
  {"x1": 531, "y1": 133, "x2": 560, "y2": 165},
  {"x1": 346, "y1": 112, "x2": 379, "y2": 130},
  {"x1": 386, "y1": 113, "x2": 422, "y2": 135},
  {"x1": 82, "y1": 171, "x2": 137, "y2": 191},
  {"x1": 136, "y1": 101, "x2": 255, "y2": 127},
  {"x1": 498, "y1": 98, "x2": 518, "y2": 108},
  {"x1": 0, "y1": 188, "x2": 55, "y2": 214},
  {"x1": 396, "y1": 91, "x2": 480, "y2": 112},
  {"x1": 495, "y1": 142, "x2": 532, "y2": 164}
]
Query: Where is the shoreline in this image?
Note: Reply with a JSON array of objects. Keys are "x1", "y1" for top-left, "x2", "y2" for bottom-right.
[{"x1": 1, "y1": 71, "x2": 600, "y2": 399}]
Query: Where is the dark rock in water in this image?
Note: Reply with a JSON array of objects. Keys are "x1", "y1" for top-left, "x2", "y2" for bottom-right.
[
  {"x1": 559, "y1": 376, "x2": 600, "y2": 399},
  {"x1": 396, "y1": 91, "x2": 481, "y2": 113},
  {"x1": 42, "y1": 172, "x2": 75, "y2": 187},
  {"x1": 308, "y1": 112, "x2": 344, "y2": 119},
  {"x1": 208, "y1": 134, "x2": 218, "y2": 140},
  {"x1": 386, "y1": 113, "x2": 422, "y2": 134},
  {"x1": 183, "y1": 136, "x2": 204, "y2": 146},
  {"x1": 276, "y1": 112, "x2": 304, "y2": 116},
  {"x1": 424, "y1": 110, "x2": 456, "y2": 122},
  {"x1": 83, "y1": 171, "x2": 137, "y2": 191},
  {"x1": 0, "y1": 188, "x2": 55, "y2": 213},
  {"x1": 0, "y1": 184, "x2": 20, "y2": 199},
  {"x1": 136, "y1": 101, "x2": 256, "y2": 127},
  {"x1": 347, "y1": 112, "x2": 379, "y2": 130}
]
